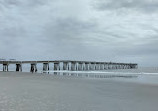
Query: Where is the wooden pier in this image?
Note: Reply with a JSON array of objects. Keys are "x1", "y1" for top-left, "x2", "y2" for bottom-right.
[{"x1": 0, "y1": 60, "x2": 138, "y2": 72}]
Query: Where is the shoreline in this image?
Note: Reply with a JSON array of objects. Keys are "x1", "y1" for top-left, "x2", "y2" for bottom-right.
[{"x1": 1, "y1": 71, "x2": 158, "y2": 85}]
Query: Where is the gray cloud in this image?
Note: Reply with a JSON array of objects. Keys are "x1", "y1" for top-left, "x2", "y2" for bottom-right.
[
  {"x1": 94, "y1": 0, "x2": 158, "y2": 14},
  {"x1": 44, "y1": 18, "x2": 97, "y2": 42},
  {"x1": 0, "y1": 0, "x2": 158, "y2": 66},
  {"x1": 0, "y1": 0, "x2": 46, "y2": 7}
]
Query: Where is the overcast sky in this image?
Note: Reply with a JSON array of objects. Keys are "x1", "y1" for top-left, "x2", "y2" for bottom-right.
[{"x1": 0, "y1": 0, "x2": 158, "y2": 66}]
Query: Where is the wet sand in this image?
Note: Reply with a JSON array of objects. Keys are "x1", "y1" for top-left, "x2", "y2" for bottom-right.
[{"x1": 0, "y1": 72, "x2": 158, "y2": 111}]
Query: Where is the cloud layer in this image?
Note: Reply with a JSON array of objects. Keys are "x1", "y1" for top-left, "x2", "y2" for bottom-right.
[
  {"x1": 0, "y1": 0, "x2": 158, "y2": 66},
  {"x1": 94, "y1": 0, "x2": 158, "y2": 14}
]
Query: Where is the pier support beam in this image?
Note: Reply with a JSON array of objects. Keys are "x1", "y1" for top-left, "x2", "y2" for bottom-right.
[
  {"x1": 54, "y1": 63, "x2": 60, "y2": 70},
  {"x1": 78, "y1": 63, "x2": 82, "y2": 71},
  {"x1": 112, "y1": 64, "x2": 115, "y2": 69},
  {"x1": 104, "y1": 64, "x2": 108, "y2": 70},
  {"x1": 132, "y1": 64, "x2": 138, "y2": 69},
  {"x1": 63, "y1": 62, "x2": 69, "y2": 70},
  {"x1": 43, "y1": 63, "x2": 49, "y2": 71},
  {"x1": 76, "y1": 62, "x2": 79, "y2": 71},
  {"x1": 85, "y1": 63, "x2": 90, "y2": 71},
  {"x1": 119, "y1": 64, "x2": 122, "y2": 69},
  {"x1": 3, "y1": 64, "x2": 9, "y2": 71},
  {"x1": 82, "y1": 63, "x2": 86, "y2": 71},
  {"x1": 30, "y1": 63, "x2": 37, "y2": 73},
  {"x1": 100, "y1": 64, "x2": 104, "y2": 70},
  {"x1": 66, "y1": 62, "x2": 71, "y2": 71},
  {"x1": 16, "y1": 64, "x2": 22, "y2": 72},
  {"x1": 116, "y1": 64, "x2": 119, "y2": 69},
  {"x1": 96, "y1": 63, "x2": 100, "y2": 70},
  {"x1": 107, "y1": 64, "x2": 111, "y2": 69},
  {"x1": 71, "y1": 62, "x2": 76, "y2": 71},
  {"x1": 93, "y1": 64, "x2": 97, "y2": 70},
  {"x1": 70, "y1": 62, "x2": 78, "y2": 71},
  {"x1": 89, "y1": 63, "x2": 95, "y2": 70}
]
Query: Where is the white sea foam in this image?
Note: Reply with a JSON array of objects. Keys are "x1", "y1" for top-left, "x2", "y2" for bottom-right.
[{"x1": 42, "y1": 70, "x2": 158, "y2": 75}]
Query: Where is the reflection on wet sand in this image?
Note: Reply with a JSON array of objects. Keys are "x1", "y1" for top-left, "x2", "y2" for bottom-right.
[{"x1": 42, "y1": 71, "x2": 138, "y2": 78}]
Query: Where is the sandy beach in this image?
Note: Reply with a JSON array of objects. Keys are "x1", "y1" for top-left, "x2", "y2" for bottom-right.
[{"x1": 0, "y1": 71, "x2": 158, "y2": 111}]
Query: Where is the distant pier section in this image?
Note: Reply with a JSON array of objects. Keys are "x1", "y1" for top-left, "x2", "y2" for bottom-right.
[{"x1": 0, "y1": 60, "x2": 138, "y2": 72}]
